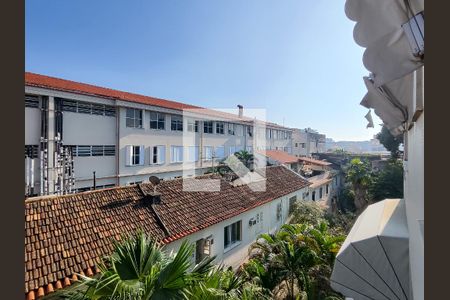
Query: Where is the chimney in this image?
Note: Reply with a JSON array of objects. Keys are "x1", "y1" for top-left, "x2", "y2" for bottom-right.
[{"x1": 237, "y1": 105, "x2": 243, "y2": 118}]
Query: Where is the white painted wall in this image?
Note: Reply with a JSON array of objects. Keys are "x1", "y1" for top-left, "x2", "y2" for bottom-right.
[
  {"x1": 25, "y1": 107, "x2": 41, "y2": 145},
  {"x1": 164, "y1": 188, "x2": 307, "y2": 269},
  {"x1": 404, "y1": 112, "x2": 424, "y2": 300}
]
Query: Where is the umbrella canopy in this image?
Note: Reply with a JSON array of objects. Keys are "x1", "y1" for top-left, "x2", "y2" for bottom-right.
[{"x1": 331, "y1": 199, "x2": 411, "y2": 300}]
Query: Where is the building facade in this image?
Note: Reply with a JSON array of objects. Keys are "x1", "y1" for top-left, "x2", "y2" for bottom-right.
[
  {"x1": 291, "y1": 128, "x2": 326, "y2": 157},
  {"x1": 25, "y1": 73, "x2": 293, "y2": 197}
]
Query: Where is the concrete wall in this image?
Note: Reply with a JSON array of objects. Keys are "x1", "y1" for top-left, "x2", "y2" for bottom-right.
[{"x1": 163, "y1": 188, "x2": 307, "y2": 269}]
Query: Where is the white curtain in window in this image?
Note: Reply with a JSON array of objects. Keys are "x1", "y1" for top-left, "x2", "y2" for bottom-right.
[
  {"x1": 125, "y1": 145, "x2": 133, "y2": 166},
  {"x1": 171, "y1": 146, "x2": 183, "y2": 163}
]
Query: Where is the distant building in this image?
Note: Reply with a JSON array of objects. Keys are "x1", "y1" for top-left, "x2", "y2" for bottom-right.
[{"x1": 291, "y1": 128, "x2": 326, "y2": 157}]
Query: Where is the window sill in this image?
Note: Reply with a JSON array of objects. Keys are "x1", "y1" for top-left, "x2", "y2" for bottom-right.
[{"x1": 224, "y1": 241, "x2": 242, "y2": 254}]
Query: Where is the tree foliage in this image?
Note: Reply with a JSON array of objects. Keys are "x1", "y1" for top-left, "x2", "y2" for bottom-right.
[
  {"x1": 344, "y1": 158, "x2": 372, "y2": 212},
  {"x1": 369, "y1": 159, "x2": 404, "y2": 201},
  {"x1": 375, "y1": 126, "x2": 403, "y2": 158}
]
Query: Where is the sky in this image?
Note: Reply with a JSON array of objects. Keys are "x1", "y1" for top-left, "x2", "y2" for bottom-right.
[{"x1": 25, "y1": 0, "x2": 382, "y2": 141}]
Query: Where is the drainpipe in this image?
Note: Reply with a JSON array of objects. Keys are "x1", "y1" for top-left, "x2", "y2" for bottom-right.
[{"x1": 47, "y1": 96, "x2": 56, "y2": 194}]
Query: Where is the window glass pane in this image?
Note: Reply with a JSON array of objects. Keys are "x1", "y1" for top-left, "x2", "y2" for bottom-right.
[
  {"x1": 25, "y1": 95, "x2": 40, "y2": 108},
  {"x1": 92, "y1": 104, "x2": 105, "y2": 115},
  {"x1": 77, "y1": 145, "x2": 91, "y2": 157},
  {"x1": 92, "y1": 145, "x2": 104, "y2": 156},
  {"x1": 126, "y1": 108, "x2": 134, "y2": 118},
  {"x1": 78, "y1": 102, "x2": 92, "y2": 114},
  {"x1": 224, "y1": 227, "x2": 229, "y2": 248},
  {"x1": 104, "y1": 145, "x2": 115, "y2": 156},
  {"x1": 105, "y1": 106, "x2": 116, "y2": 116},
  {"x1": 204, "y1": 121, "x2": 213, "y2": 133}
]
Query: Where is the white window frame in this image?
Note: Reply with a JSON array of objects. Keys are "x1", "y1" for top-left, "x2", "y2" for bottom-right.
[
  {"x1": 170, "y1": 146, "x2": 184, "y2": 163},
  {"x1": 150, "y1": 145, "x2": 166, "y2": 165},
  {"x1": 187, "y1": 119, "x2": 199, "y2": 132},
  {"x1": 171, "y1": 115, "x2": 183, "y2": 131},
  {"x1": 125, "y1": 145, "x2": 144, "y2": 166},
  {"x1": 204, "y1": 121, "x2": 213, "y2": 134},
  {"x1": 149, "y1": 112, "x2": 165, "y2": 130},
  {"x1": 228, "y1": 123, "x2": 235, "y2": 135},
  {"x1": 216, "y1": 122, "x2": 225, "y2": 134},
  {"x1": 224, "y1": 220, "x2": 242, "y2": 252},
  {"x1": 125, "y1": 108, "x2": 143, "y2": 129}
]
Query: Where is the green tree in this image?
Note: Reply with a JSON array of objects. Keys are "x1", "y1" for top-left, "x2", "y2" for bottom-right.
[
  {"x1": 233, "y1": 150, "x2": 255, "y2": 170},
  {"x1": 64, "y1": 231, "x2": 212, "y2": 300},
  {"x1": 369, "y1": 159, "x2": 404, "y2": 201},
  {"x1": 345, "y1": 158, "x2": 372, "y2": 213},
  {"x1": 246, "y1": 223, "x2": 345, "y2": 300},
  {"x1": 376, "y1": 126, "x2": 403, "y2": 159}
]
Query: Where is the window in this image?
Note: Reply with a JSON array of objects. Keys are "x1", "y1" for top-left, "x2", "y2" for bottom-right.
[
  {"x1": 171, "y1": 115, "x2": 183, "y2": 131},
  {"x1": 312, "y1": 191, "x2": 316, "y2": 201},
  {"x1": 170, "y1": 146, "x2": 183, "y2": 163},
  {"x1": 92, "y1": 145, "x2": 104, "y2": 156},
  {"x1": 105, "y1": 106, "x2": 116, "y2": 117},
  {"x1": 224, "y1": 221, "x2": 242, "y2": 249},
  {"x1": 187, "y1": 146, "x2": 199, "y2": 162},
  {"x1": 187, "y1": 119, "x2": 199, "y2": 132},
  {"x1": 289, "y1": 196, "x2": 297, "y2": 214},
  {"x1": 326, "y1": 184, "x2": 329, "y2": 194},
  {"x1": 196, "y1": 238, "x2": 212, "y2": 264},
  {"x1": 77, "y1": 102, "x2": 92, "y2": 114},
  {"x1": 126, "y1": 145, "x2": 144, "y2": 166},
  {"x1": 228, "y1": 123, "x2": 235, "y2": 135},
  {"x1": 204, "y1": 121, "x2": 213, "y2": 134},
  {"x1": 276, "y1": 203, "x2": 282, "y2": 221},
  {"x1": 126, "y1": 108, "x2": 143, "y2": 128},
  {"x1": 235, "y1": 124, "x2": 244, "y2": 136},
  {"x1": 247, "y1": 126, "x2": 253, "y2": 137},
  {"x1": 301, "y1": 143, "x2": 306, "y2": 148},
  {"x1": 61, "y1": 99, "x2": 77, "y2": 112},
  {"x1": 25, "y1": 95, "x2": 39, "y2": 108},
  {"x1": 104, "y1": 145, "x2": 116, "y2": 156},
  {"x1": 150, "y1": 112, "x2": 165, "y2": 130},
  {"x1": 92, "y1": 104, "x2": 105, "y2": 115},
  {"x1": 295, "y1": 143, "x2": 298, "y2": 147},
  {"x1": 319, "y1": 187, "x2": 323, "y2": 199},
  {"x1": 215, "y1": 146, "x2": 225, "y2": 159},
  {"x1": 151, "y1": 146, "x2": 165, "y2": 164},
  {"x1": 204, "y1": 146, "x2": 213, "y2": 160},
  {"x1": 77, "y1": 145, "x2": 92, "y2": 157},
  {"x1": 216, "y1": 122, "x2": 225, "y2": 134},
  {"x1": 25, "y1": 145, "x2": 39, "y2": 158}
]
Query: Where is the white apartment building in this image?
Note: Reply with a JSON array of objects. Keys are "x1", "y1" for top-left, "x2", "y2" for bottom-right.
[
  {"x1": 25, "y1": 72, "x2": 293, "y2": 197},
  {"x1": 291, "y1": 127, "x2": 326, "y2": 157}
]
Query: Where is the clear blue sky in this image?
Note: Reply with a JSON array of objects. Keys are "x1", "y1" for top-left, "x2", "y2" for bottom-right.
[{"x1": 26, "y1": 0, "x2": 382, "y2": 141}]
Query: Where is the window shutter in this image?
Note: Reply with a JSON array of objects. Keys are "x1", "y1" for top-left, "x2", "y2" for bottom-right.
[
  {"x1": 158, "y1": 146, "x2": 165, "y2": 164},
  {"x1": 139, "y1": 146, "x2": 145, "y2": 165},
  {"x1": 125, "y1": 145, "x2": 133, "y2": 166}
]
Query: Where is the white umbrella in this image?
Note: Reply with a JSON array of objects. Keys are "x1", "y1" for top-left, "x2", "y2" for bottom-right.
[{"x1": 331, "y1": 199, "x2": 411, "y2": 300}]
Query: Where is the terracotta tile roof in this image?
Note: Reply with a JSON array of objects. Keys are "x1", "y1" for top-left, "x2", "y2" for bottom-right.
[
  {"x1": 257, "y1": 150, "x2": 299, "y2": 164},
  {"x1": 24, "y1": 166, "x2": 310, "y2": 299},
  {"x1": 25, "y1": 72, "x2": 290, "y2": 129},
  {"x1": 298, "y1": 156, "x2": 332, "y2": 166}
]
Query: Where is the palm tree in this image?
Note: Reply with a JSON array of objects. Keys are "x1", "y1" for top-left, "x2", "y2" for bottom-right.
[
  {"x1": 246, "y1": 223, "x2": 345, "y2": 300},
  {"x1": 65, "y1": 231, "x2": 213, "y2": 300},
  {"x1": 233, "y1": 150, "x2": 255, "y2": 170},
  {"x1": 345, "y1": 158, "x2": 372, "y2": 213}
]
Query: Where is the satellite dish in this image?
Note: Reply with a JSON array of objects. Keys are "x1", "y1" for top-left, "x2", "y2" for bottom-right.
[{"x1": 149, "y1": 176, "x2": 160, "y2": 186}]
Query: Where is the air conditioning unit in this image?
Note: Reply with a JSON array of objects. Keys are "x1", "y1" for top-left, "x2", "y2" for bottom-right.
[{"x1": 248, "y1": 218, "x2": 256, "y2": 226}]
